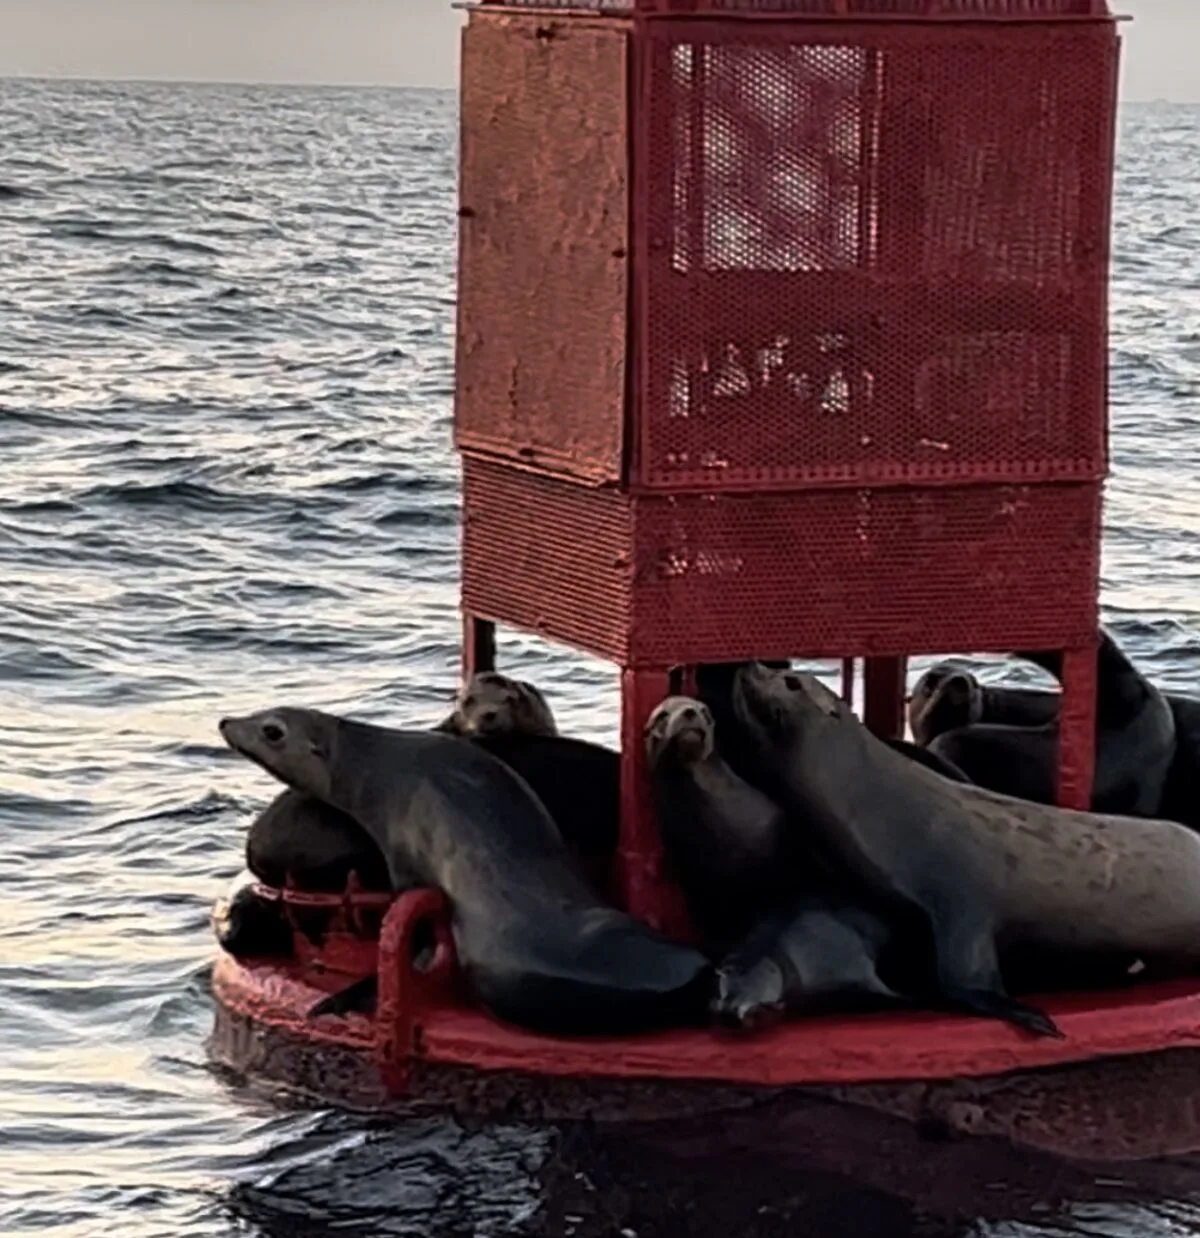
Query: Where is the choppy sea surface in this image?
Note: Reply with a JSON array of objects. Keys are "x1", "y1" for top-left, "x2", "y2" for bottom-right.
[{"x1": 1, "y1": 77, "x2": 1200, "y2": 1238}]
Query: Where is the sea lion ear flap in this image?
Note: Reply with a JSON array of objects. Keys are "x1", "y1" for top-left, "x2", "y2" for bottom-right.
[{"x1": 307, "y1": 726, "x2": 332, "y2": 762}]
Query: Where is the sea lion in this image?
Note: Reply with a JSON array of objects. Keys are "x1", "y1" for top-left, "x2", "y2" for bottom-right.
[
  {"x1": 244, "y1": 733, "x2": 619, "y2": 899},
  {"x1": 245, "y1": 789, "x2": 391, "y2": 892},
  {"x1": 923, "y1": 635, "x2": 1176, "y2": 817},
  {"x1": 211, "y1": 869, "x2": 295, "y2": 960},
  {"x1": 698, "y1": 660, "x2": 972, "y2": 788},
  {"x1": 912, "y1": 663, "x2": 1200, "y2": 829},
  {"x1": 644, "y1": 696, "x2": 797, "y2": 949},
  {"x1": 711, "y1": 897, "x2": 902, "y2": 1032},
  {"x1": 219, "y1": 707, "x2": 712, "y2": 1036},
  {"x1": 731, "y1": 664, "x2": 1200, "y2": 1039},
  {"x1": 1162, "y1": 695, "x2": 1200, "y2": 829},
  {"x1": 909, "y1": 666, "x2": 1058, "y2": 747},
  {"x1": 435, "y1": 671, "x2": 557, "y2": 738}
]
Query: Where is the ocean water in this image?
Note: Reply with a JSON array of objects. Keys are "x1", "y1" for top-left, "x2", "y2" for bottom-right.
[{"x1": 1, "y1": 76, "x2": 1199, "y2": 1237}]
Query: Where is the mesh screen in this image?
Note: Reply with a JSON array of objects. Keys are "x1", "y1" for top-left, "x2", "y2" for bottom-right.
[
  {"x1": 461, "y1": 457, "x2": 1101, "y2": 667},
  {"x1": 454, "y1": 12, "x2": 630, "y2": 485},
  {"x1": 635, "y1": 20, "x2": 1116, "y2": 490},
  {"x1": 461, "y1": 457, "x2": 635, "y2": 663},
  {"x1": 480, "y1": 3, "x2": 1110, "y2": 14}
]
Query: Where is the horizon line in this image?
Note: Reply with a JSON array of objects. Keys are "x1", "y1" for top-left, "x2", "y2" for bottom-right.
[{"x1": 0, "y1": 70, "x2": 456, "y2": 92}]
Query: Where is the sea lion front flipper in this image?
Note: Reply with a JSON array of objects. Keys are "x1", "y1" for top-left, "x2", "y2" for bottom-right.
[
  {"x1": 308, "y1": 974, "x2": 378, "y2": 1019},
  {"x1": 931, "y1": 905, "x2": 1063, "y2": 1040}
]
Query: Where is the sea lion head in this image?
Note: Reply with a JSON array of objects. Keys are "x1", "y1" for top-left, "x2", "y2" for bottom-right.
[
  {"x1": 219, "y1": 706, "x2": 339, "y2": 800},
  {"x1": 731, "y1": 664, "x2": 848, "y2": 749},
  {"x1": 447, "y1": 672, "x2": 557, "y2": 738},
  {"x1": 908, "y1": 665, "x2": 982, "y2": 746},
  {"x1": 644, "y1": 696, "x2": 716, "y2": 768}
]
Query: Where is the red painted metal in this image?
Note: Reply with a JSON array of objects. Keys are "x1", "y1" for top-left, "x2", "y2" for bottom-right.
[
  {"x1": 618, "y1": 669, "x2": 694, "y2": 937},
  {"x1": 462, "y1": 614, "x2": 497, "y2": 678},
  {"x1": 213, "y1": 889, "x2": 1200, "y2": 1093},
  {"x1": 455, "y1": 6, "x2": 1118, "y2": 913},
  {"x1": 1057, "y1": 641, "x2": 1100, "y2": 811},
  {"x1": 863, "y1": 657, "x2": 907, "y2": 740},
  {"x1": 482, "y1": 2, "x2": 1115, "y2": 17},
  {"x1": 463, "y1": 458, "x2": 1103, "y2": 667},
  {"x1": 208, "y1": 1, "x2": 1136, "y2": 1110}
]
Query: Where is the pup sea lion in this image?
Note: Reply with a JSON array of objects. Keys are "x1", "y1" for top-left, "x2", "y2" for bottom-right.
[
  {"x1": 711, "y1": 897, "x2": 902, "y2": 1032},
  {"x1": 645, "y1": 696, "x2": 796, "y2": 949},
  {"x1": 922, "y1": 634, "x2": 1176, "y2": 816},
  {"x1": 219, "y1": 707, "x2": 712, "y2": 1036},
  {"x1": 436, "y1": 671, "x2": 557, "y2": 738},
  {"x1": 732, "y1": 664, "x2": 1200, "y2": 1039}
]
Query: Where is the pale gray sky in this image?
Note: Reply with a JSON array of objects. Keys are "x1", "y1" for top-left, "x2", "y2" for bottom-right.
[{"x1": 0, "y1": 0, "x2": 1196, "y2": 102}]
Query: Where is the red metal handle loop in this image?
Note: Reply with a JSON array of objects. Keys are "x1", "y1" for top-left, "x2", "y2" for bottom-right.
[{"x1": 374, "y1": 888, "x2": 456, "y2": 1092}]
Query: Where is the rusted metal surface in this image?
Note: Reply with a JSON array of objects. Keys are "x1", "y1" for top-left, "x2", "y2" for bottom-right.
[
  {"x1": 481, "y1": 2, "x2": 1113, "y2": 14},
  {"x1": 210, "y1": 932, "x2": 1200, "y2": 1163},
  {"x1": 463, "y1": 457, "x2": 1102, "y2": 666},
  {"x1": 455, "y1": 9, "x2": 631, "y2": 484}
]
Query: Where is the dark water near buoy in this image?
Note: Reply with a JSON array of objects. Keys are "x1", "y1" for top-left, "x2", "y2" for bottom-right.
[{"x1": 2, "y1": 76, "x2": 1200, "y2": 1236}]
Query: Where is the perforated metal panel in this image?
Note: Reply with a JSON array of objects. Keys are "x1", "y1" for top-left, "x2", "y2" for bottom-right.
[
  {"x1": 633, "y1": 18, "x2": 1117, "y2": 491},
  {"x1": 483, "y1": 2, "x2": 1111, "y2": 14},
  {"x1": 461, "y1": 457, "x2": 1101, "y2": 666},
  {"x1": 454, "y1": 12, "x2": 630, "y2": 484},
  {"x1": 456, "y1": 4, "x2": 1116, "y2": 674}
]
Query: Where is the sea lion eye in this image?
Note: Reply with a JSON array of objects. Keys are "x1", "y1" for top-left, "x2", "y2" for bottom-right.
[
  {"x1": 784, "y1": 674, "x2": 804, "y2": 691},
  {"x1": 262, "y1": 722, "x2": 286, "y2": 744}
]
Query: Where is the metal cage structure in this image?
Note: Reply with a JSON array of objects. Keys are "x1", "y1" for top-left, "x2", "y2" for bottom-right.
[{"x1": 455, "y1": 0, "x2": 1120, "y2": 930}]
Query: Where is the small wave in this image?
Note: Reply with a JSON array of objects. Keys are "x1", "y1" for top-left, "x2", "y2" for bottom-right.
[
  {"x1": 0, "y1": 640, "x2": 91, "y2": 681},
  {"x1": 105, "y1": 790, "x2": 251, "y2": 832},
  {"x1": 0, "y1": 183, "x2": 34, "y2": 201},
  {"x1": 79, "y1": 480, "x2": 251, "y2": 515}
]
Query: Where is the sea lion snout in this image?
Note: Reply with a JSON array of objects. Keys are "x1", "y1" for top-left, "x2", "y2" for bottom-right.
[{"x1": 645, "y1": 697, "x2": 715, "y2": 765}]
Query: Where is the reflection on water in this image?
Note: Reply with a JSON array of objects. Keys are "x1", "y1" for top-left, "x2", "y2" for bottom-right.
[{"x1": 1, "y1": 78, "x2": 1200, "y2": 1235}]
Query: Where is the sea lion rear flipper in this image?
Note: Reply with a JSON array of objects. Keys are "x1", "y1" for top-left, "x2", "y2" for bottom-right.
[
  {"x1": 309, "y1": 974, "x2": 379, "y2": 1019},
  {"x1": 943, "y1": 985, "x2": 1063, "y2": 1040},
  {"x1": 932, "y1": 908, "x2": 1063, "y2": 1040}
]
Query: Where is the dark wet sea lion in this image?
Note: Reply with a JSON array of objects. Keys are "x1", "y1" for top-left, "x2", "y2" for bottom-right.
[
  {"x1": 244, "y1": 732, "x2": 618, "y2": 900},
  {"x1": 914, "y1": 663, "x2": 1200, "y2": 829},
  {"x1": 219, "y1": 707, "x2": 712, "y2": 1036},
  {"x1": 924, "y1": 634, "x2": 1176, "y2": 817},
  {"x1": 212, "y1": 869, "x2": 295, "y2": 960},
  {"x1": 711, "y1": 896, "x2": 902, "y2": 1032},
  {"x1": 1162, "y1": 694, "x2": 1200, "y2": 829},
  {"x1": 909, "y1": 667, "x2": 1059, "y2": 747},
  {"x1": 645, "y1": 696, "x2": 796, "y2": 950},
  {"x1": 699, "y1": 660, "x2": 972, "y2": 789},
  {"x1": 732, "y1": 664, "x2": 1200, "y2": 1039},
  {"x1": 245, "y1": 789, "x2": 391, "y2": 892},
  {"x1": 434, "y1": 670, "x2": 558, "y2": 738}
]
